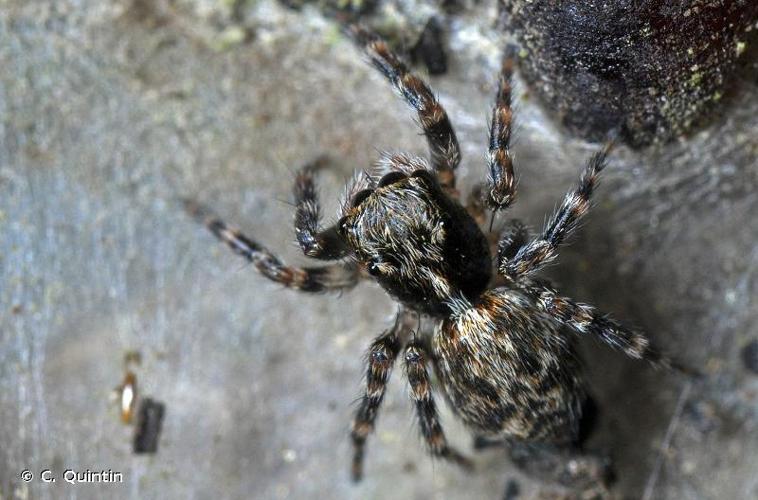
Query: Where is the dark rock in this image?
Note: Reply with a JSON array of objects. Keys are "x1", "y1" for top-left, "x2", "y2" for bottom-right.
[{"x1": 500, "y1": 0, "x2": 758, "y2": 147}]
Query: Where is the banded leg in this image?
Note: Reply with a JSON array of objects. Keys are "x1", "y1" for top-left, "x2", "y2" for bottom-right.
[
  {"x1": 486, "y1": 52, "x2": 518, "y2": 217},
  {"x1": 484, "y1": 217, "x2": 529, "y2": 288},
  {"x1": 466, "y1": 182, "x2": 506, "y2": 256},
  {"x1": 185, "y1": 201, "x2": 359, "y2": 292},
  {"x1": 501, "y1": 148, "x2": 609, "y2": 279},
  {"x1": 518, "y1": 279, "x2": 673, "y2": 369},
  {"x1": 349, "y1": 25, "x2": 461, "y2": 192},
  {"x1": 405, "y1": 341, "x2": 473, "y2": 470},
  {"x1": 293, "y1": 158, "x2": 350, "y2": 260},
  {"x1": 351, "y1": 311, "x2": 413, "y2": 481},
  {"x1": 497, "y1": 219, "x2": 529, "y2": 264},
  {"x1": 467, "y1": 184, "x2": 528, "y2": 286}
]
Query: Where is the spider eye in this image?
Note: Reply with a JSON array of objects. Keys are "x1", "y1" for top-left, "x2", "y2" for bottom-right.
[
  {"x1": 371, "y1": 350, "x2": 388, "y2": 362},
  {"x1": 410, "y1": 169, "x2": 435, "y2": 184},
  {"x1": 367, "y1": 260, "x2": 382, "y2": 276},
  {"x1": 338, "y1": 216, "x2": 350, "y2": 234},
  {"x1": 351, "y1": 189, "x2": 373, "y2": 208},
  {"x1": 405, "y1": 350, "x2": 421, "y2": 363},
  {"x1": 377, "y1": 172, "x2": 407, "y2": 188}
]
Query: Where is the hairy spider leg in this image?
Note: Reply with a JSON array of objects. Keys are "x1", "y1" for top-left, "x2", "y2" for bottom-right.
[
  {"x1": 496, "y1": 219, "x2": 529, "y2": 264},
  {"x1": 185, "y1": 200, "x2": 359, "y2": 292},
  {"x1": 349, "y1": 25, "x2": 461, "y2": 195},
  {"x1": 501, "y1": 148, "x2": 609, "y2": 278},
  {"x1": 293, "y1": 157, "x2": 351, "y2": 260},
  {"x1": 405, "y1": 341, "x2": 473, "y2": 470},
  {"x1": 486, "y1": 51, "x2": 519, "y2": 223},
  {"x1": 517, "y1": 278, "x2": 675, "y2": 370},
  {"x1": 351, "y1": 310, "x2": 411, "y2": 481}
]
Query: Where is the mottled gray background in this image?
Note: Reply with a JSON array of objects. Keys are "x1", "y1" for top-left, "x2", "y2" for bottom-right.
[{"x1": 1, "y1": 1, "x2": 757, "y2": 499}]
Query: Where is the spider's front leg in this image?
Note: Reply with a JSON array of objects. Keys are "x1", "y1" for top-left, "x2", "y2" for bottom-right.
[
  {"x1": 293, "y1": 157, "x2": 350, "y2": 260},
  {"x1": 485, "y1": 53, "x2": 519, "y2": 221},
  {"x1": 184, "y1": 201, "x2": 359, "y2": 292},
  {"x1": 404, "y1": 341, "x2": 473, "y2": 471},
  {"x1": 349, "y1": 26, "x2": 461, "y2": 195},
  {"x1": 467, "y1": 50, "x2": 520, "y2": 237},
  {"x1": 351, "y1": 309, "x2": 414, "y2": 481}
]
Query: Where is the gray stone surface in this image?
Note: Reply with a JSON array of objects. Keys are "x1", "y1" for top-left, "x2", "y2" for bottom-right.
[{"x1": 1, "y1": 1, "x2": 757, "y2": 499}]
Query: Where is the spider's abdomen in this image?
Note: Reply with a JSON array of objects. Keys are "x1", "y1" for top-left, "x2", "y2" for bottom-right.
[
  {"x1": 432, "y1": 289, "x2": 585, "y2": 444},
  {"x1": 340, "y1": 171, "x2": 491, "y2": 315}
]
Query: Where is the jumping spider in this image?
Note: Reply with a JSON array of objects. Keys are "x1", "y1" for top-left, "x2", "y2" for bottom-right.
[{"x1": 187, "y1": 26, "x2": 678, "y2": 486}]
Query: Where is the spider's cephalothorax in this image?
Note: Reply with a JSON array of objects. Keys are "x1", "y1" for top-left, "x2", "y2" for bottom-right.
[
  {"x1": 187, "y1": 25, "x2": 679, "y2": 486},
  {"x1": 340, "y1": 168, "x2": 491, "y2": 315}
]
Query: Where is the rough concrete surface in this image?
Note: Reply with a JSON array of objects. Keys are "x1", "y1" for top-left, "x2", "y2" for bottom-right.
[{"x1": 1, "y1": 1, "x2": 757, "y2": 499}]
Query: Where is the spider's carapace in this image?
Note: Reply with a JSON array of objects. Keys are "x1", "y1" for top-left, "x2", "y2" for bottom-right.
[{"x1": 341, "y1": 170, "x2": 491, "y2": 315}]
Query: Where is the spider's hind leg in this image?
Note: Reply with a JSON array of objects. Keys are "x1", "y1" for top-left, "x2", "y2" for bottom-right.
[
  {"x1": 404, "y1": 341, "x2": 473, "y2": 471},
  {"x1": 519, "y1": 278, "x2": 681, "y2": 370},
  {"x1": 351, "y1": 309, "x2": 415, "y2": 481},
  {"x1": 184, "y1": 201, "x2": 359, "y2": 292}
]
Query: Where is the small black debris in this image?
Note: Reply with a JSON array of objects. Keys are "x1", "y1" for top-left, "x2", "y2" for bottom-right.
[
  {"x1": 503, "y1": 479, "x2": 520, "y2": 500},
  {"x1": 742, "y1": 339, "x2": 758, "y2": 374},
  {"x1": 134, "y1": 398, "x2": 166, "y2": 454},
  {"x1": 277, "y1": 0, "x2": 378, "y2": 18},
  {"x1": 412, "y1": 18, "x2": 448, "y2": 76}
]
